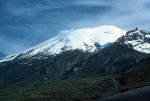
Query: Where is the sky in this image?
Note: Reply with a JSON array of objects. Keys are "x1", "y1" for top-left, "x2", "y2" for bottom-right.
[{"x1": 0, "y1": 0, "x2": 150, "y2": 57}]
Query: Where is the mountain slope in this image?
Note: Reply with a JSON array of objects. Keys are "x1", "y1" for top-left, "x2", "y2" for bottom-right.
[
  {"x1": 61, "y1": 43, "x2": 149, "y2": 79},
  {"x1": 61, "y1": 29, "x2": 150, "y2": 79}
]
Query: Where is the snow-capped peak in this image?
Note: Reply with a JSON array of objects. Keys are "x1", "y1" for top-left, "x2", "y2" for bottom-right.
[
  {"x1": 0, "y1": 25, "x2": 126, "y2": 62},
  {"x1": 117, "y1": 28, "x2": 150, "y2": 54},
  {"x1": 26, "y1": 25, "x2": 126, "y2": 55}
]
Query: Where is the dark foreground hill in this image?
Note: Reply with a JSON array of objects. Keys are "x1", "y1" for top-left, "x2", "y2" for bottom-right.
[
  {"x1": 0, "y1": 57, "x2": 150, "y2": 101},
  {"x1": 103, "y1": 86, "x2": 150, "y2": 101}
]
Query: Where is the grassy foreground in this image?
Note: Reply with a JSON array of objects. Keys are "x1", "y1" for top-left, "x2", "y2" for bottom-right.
[{"x1": 0, "y1": 77, "x2": 114, "y2": 101}]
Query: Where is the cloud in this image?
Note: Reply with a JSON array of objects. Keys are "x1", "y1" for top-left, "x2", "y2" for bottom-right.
[{"x1": 72, "y1": 0, "x2": 117, "y2": 6}]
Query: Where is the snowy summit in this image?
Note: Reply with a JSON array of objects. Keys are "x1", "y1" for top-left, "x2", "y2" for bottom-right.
[
  {"x1": 28, "y1": 25, "x2": 126, "y2": 55},
  {"x1": 0, "y1": 25, "x2": 126, "y2": 62}
]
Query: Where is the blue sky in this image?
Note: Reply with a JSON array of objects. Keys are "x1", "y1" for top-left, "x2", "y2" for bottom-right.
[{"x1": 0, "y1": 0, "x2": 150, "y2": 57}]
